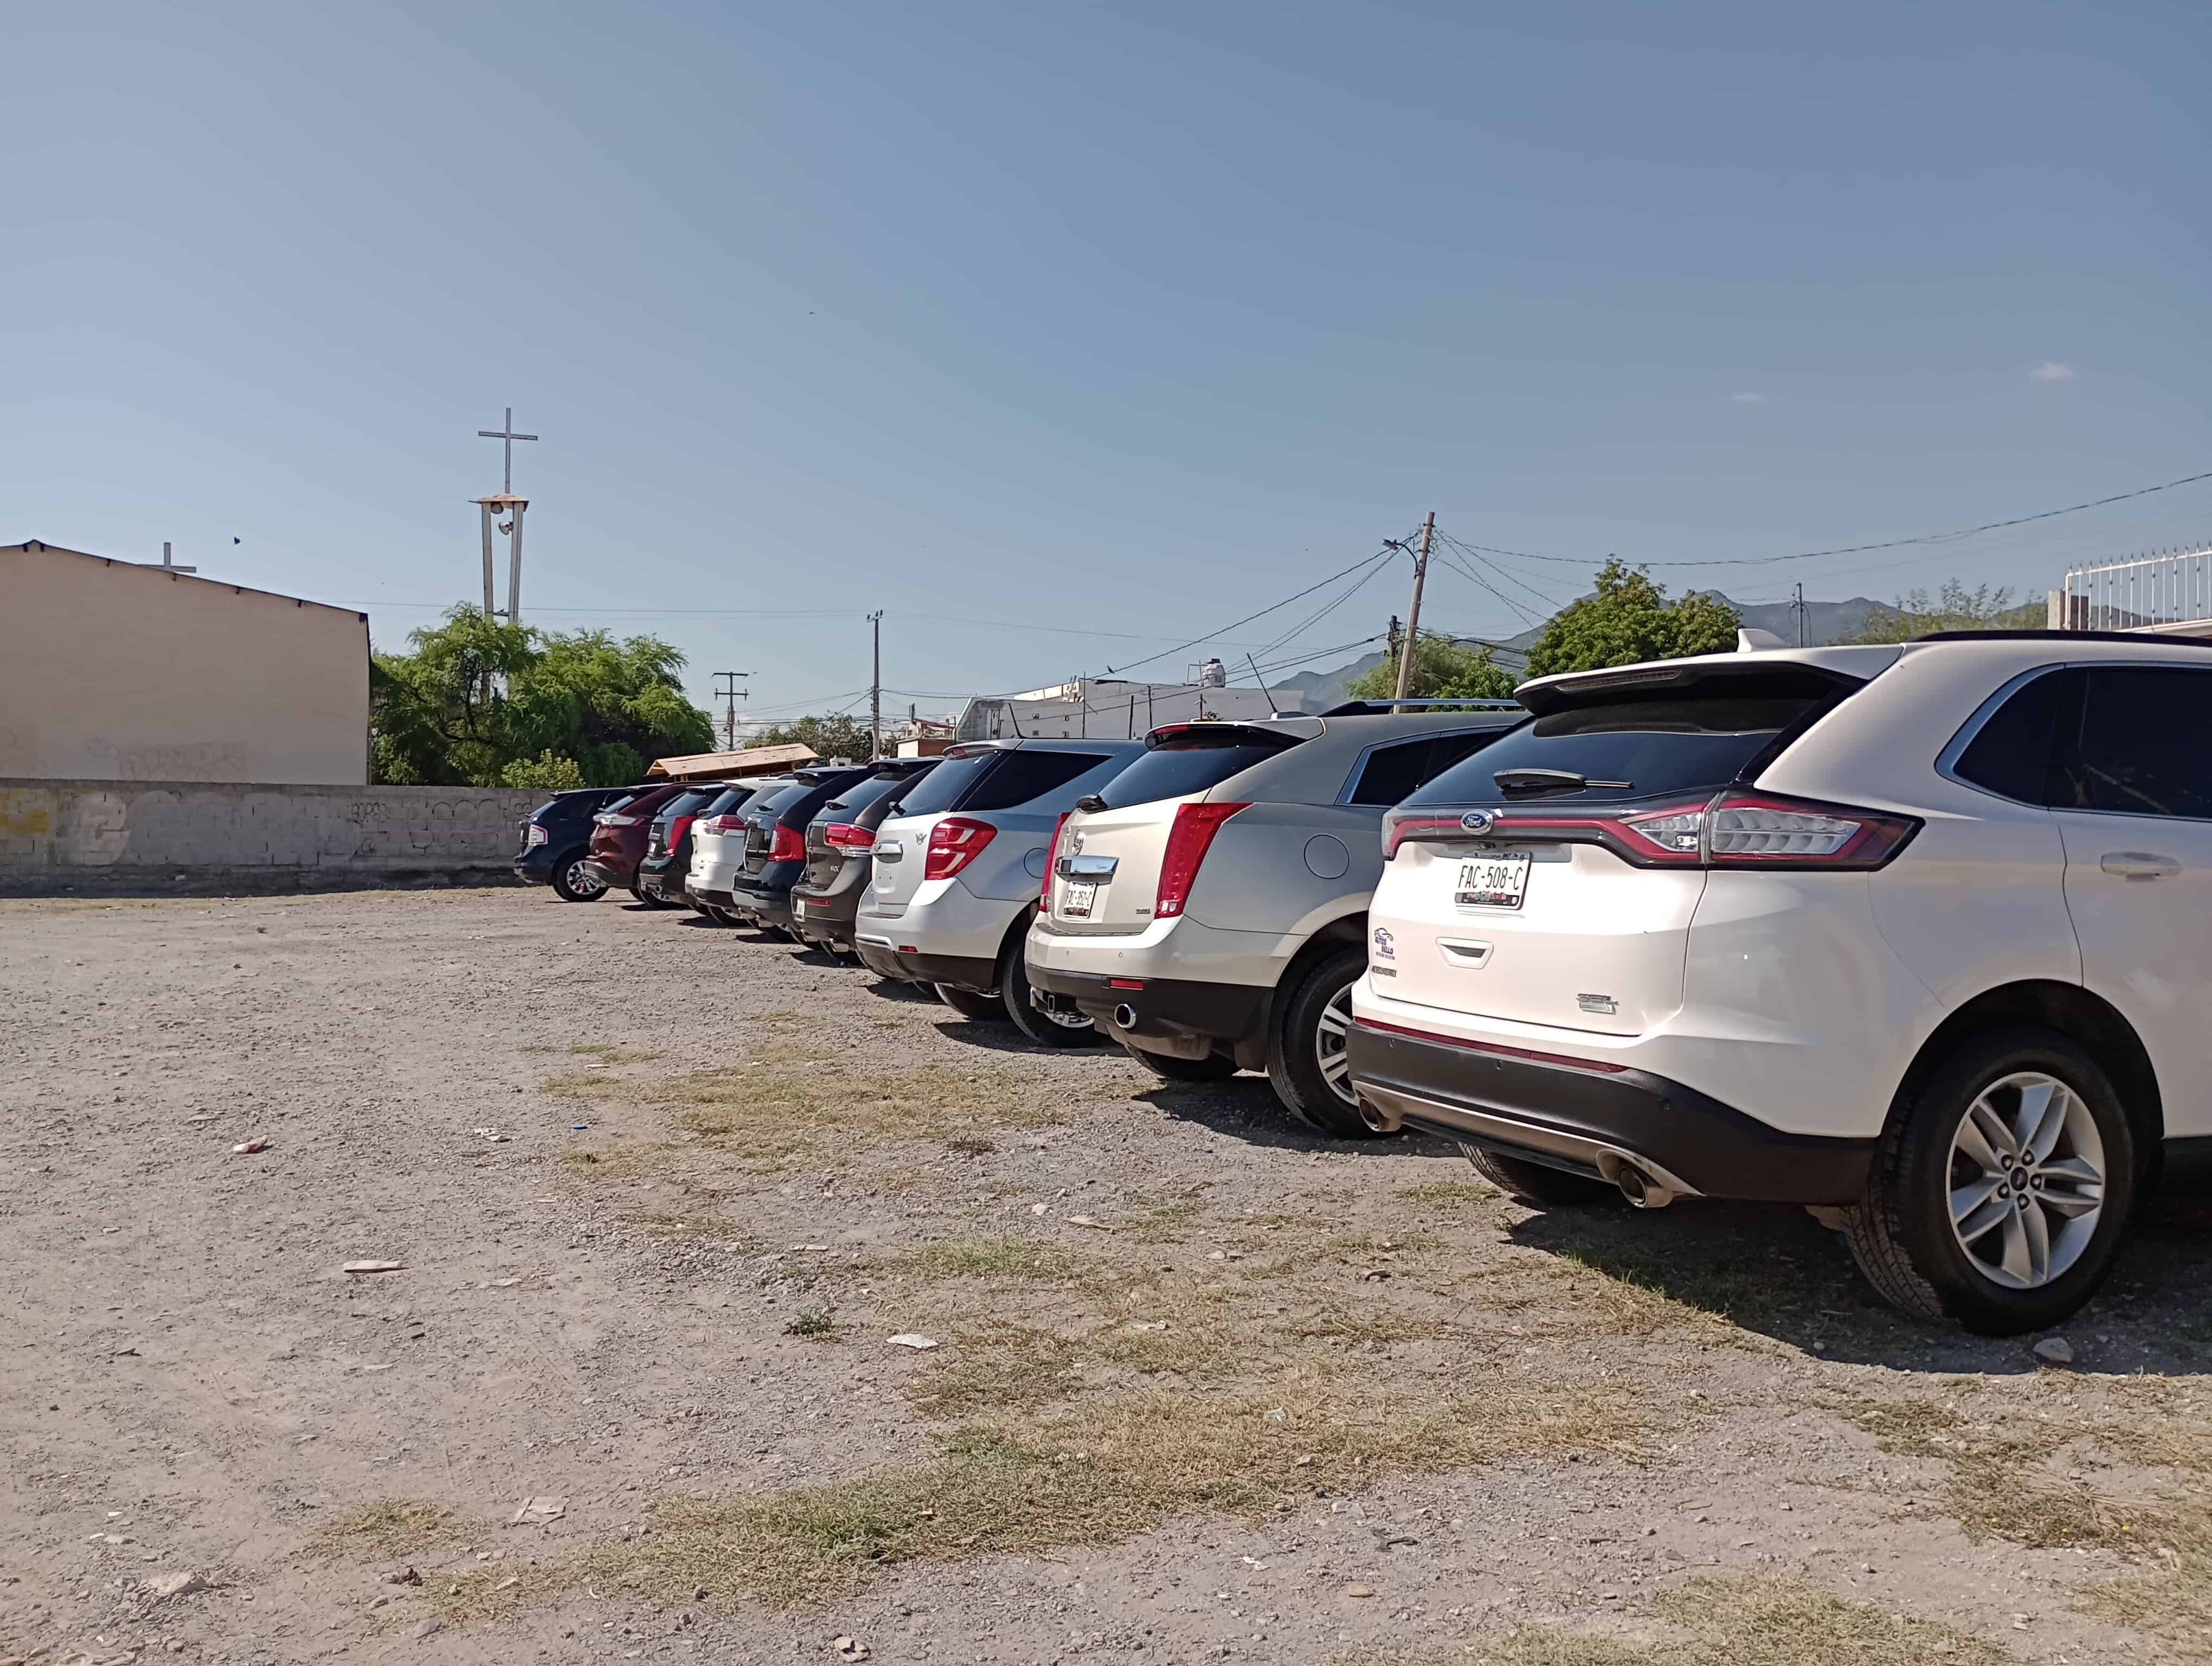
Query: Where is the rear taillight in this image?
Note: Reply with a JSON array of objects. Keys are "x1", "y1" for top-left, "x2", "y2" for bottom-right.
[
  {"x1": 1382, "y1": 791, "x2": 1918, "y2": 870},
  {"x1": 601, "y1": 813, "x2": 640, "y2": 827},
  {"x1": 925, "y1": 817, "x2": 998, "y2": 880},
  {"x1": 1155, "y1": 802, "x2": 1247, "y2": 919},
  {"x1": 769, "y1": 823, "x2": 808, "y2": 863},
  {"x1": 668, "y1": 816, "x2": 698, "y2": 844},
  {"x1": 1040, "y1": 812, "x2": 1070, "y2": 904},
  {"x1": 823, "y1": 822, "x2": 874, "y2": 851},
  {"x1": 698, "y1": 813, "x2": 745, "y2": 834}
]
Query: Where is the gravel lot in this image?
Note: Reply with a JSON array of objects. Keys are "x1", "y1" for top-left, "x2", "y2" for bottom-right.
[{"x1": 4, "y1": 888, "x2": 2209, "y2": 1665}]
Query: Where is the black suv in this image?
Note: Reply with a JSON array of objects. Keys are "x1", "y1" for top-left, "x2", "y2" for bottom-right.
[
  {"x1": 636, "y1": 783, "x2": 742, "y2": 909},
  {"x1": 513, "y1": 786, "x2": 645, "y2": 902},
  {"x1": 728, "y1": 765, "x2": 879, "y2": 935},
  {"x1": 789, "y1": 759, "x2": 938, "y2": 954}
]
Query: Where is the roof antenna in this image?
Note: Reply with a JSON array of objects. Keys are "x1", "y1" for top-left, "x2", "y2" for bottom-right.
[
  {"x1": 1005, "y1": 699, "x2": 1025, "y2": 739},
  {"x1": 1246, "y1": 653, "x2": 1280, "y2": 717}
]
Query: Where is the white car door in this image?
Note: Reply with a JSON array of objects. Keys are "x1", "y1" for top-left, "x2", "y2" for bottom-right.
[{"x1": 2049, "y1": 664, "x2": 2212, "y2": 1139}]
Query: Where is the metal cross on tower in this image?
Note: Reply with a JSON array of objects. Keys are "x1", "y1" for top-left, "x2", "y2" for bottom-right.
[{"x1": 478, "y1": 407, "x2": 537, "y2": 495}]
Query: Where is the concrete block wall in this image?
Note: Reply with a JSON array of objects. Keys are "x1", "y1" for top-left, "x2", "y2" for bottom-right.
[{"x1": 0, "y1": 780, "x2": 547, "y2": 894}]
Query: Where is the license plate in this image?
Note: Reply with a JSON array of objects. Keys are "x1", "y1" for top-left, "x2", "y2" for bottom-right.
[
  {"x1": 1454, "y1": 851, "x2": 1531, "y2": 910},
  {"x1": 1060, "y1": 880, "x2": 1099, "y2": 918}
]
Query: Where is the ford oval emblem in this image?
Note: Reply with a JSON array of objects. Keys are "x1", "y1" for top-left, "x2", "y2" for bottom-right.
[{"x1": 1460, "y1": 809, "x2": 1496, "y2": 835}]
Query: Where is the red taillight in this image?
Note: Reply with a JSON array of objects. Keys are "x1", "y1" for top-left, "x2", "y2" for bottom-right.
[
  {"x1": 769, "y1": 823, "x2": 808, "y2": 863},
  {"x1": 1155, "y1": 802, "x2": 1247, "y2": 919},
  {"x1": 668, "y1": 816, "x2": 698, "y2": 844},
  {"x1": 1040, "y1": 812, "x2": 1070, "y2": 904},
  {"x1": 1381, "y1": 791, "x2": 1918, "y2": 870},
  {"x1": 698, "y1": 813, "x2": 745, "y2": 834},
  {"x1": 925, "y1": 817, "x2": 998, "y2": 881},
  {"x1": 601, "y1": 813, "x2": 641, "y2": 827},
  {"x1": 823, "y1": 822, "x2": 873, "y2": 851}
]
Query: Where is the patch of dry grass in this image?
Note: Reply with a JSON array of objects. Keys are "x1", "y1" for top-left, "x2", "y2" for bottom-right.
[
  {"x1": 1830, "y1": 1389, "x2": 2212, "y2": 1657},
  {"x1": 568, "y1": 1044, "x2": 663, "y2": 1063},
  {"x1": 1398, "y1": 1177, "x2": 1500, "y2": 1208},
  {"x1": 306, "y1": 1497, "x2": 475, "y2": 1563},
  {"x1": 1333, "y1": 1576, "x2": 2006, "y2": 1666}
]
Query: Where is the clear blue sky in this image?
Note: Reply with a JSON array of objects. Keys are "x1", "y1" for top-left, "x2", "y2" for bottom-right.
[{"x1": 7, "y1": 2, "x2": 2209, "y2": 721}]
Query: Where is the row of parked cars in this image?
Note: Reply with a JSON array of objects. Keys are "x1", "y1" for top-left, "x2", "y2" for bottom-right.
[{"x1": 517, "y1": 629, "x2": 2212, "y2": 1336}]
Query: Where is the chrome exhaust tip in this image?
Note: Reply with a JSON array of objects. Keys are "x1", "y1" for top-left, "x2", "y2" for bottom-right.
[
  {"x1": 1356, "y1": 1095, "x2": 1403, "y2": 1135},
  {"x1": 1609, "y1": 1160, "x2": 1674, "y2": 1210},
  {"x1": 1112, "y1": 1004, "x2": 1139, "y2": 1031}
]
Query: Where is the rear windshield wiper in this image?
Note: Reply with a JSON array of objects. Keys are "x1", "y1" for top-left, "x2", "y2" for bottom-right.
[{"x1": 1493, "y1": 767, "x2": 1632, "y2": 794}]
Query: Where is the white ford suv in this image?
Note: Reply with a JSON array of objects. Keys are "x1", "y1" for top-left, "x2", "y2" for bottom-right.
[{"x1": 1348, "y1": 631, "x2": 2212, "y2": 1334}]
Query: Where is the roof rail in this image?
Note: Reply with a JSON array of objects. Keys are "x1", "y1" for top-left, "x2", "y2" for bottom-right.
[
  {"x1": 1911, "y1": 629, "x2": 2212, "y2": 648},
  {"x1": 1319, "y1": 698, "x2": 1525, "y2": 716}
]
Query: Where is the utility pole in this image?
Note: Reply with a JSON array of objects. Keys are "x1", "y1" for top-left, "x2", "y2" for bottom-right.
[
  {"x1": 868, "y1": 611, "x2": 884, "y2": 759},
  {"x1": 713, "y1": 671, "x2": 750, "y2": 751},
  {"x1": 1392, "y1": 512, "x2": 1436, "y2": 701},
  {"x1": 1793, "y1": 582, "x2": 1807, "y2": 647}
]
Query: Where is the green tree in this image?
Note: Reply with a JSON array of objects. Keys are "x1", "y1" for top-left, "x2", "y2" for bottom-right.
[
  {"x1": 1851, "y1": 580, "x2": 2045, "y2": 644},
  {"x1": 752, "y1": 714, "x2": 877, "y2": 762},
  {"x1": 1522, "y1": 560, "x2": 1741, "y2": 677},
  {"x1": 499, "y1": 749, "x2": 588, "y2": 791},
  {"x1": 1347, "y1": 636, "x2": 1518, "y2": 702},
  {"x1": 370, "y1": 609, "x2": 715, "y2": 786}
]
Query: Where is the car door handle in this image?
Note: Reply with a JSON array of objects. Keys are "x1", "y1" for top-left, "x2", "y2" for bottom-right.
[{"x1": 2100, "y1": 851, "x2": 2182, "y2": 880}]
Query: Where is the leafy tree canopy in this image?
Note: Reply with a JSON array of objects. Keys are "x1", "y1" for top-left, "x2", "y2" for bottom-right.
[
  {"x1": 750, "y1": 714, "x2": 877, "y2": 762},
  {"x1": 1522, "y1": 560, "x2": 1741, "y2": 677},
  {"x1": 371, "y1": 609, "x2": 715, "y2": 787},
  {"x1": 1347, "y1": 636, "x2": 1517, "y2": 703},
  {"x1": 1850, "y1": 580, "x2": 2044, "y2": 644}
]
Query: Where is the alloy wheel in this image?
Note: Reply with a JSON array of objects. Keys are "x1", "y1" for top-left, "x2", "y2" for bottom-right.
[
  {"x1": 1314, "y1": 981, "x2": 1355, "y2": 1106},
  {"x1": 1946, "y1": 1071, "x2": 2105, "y2": 1290},
  {"x1": 564, "y1": 858, "x2": 606, "y2": 897}
]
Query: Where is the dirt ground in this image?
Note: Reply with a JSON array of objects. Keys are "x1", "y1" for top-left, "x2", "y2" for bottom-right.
[{"x1": 4, "y1": 888, "x2": 2210, "y2": 1666}]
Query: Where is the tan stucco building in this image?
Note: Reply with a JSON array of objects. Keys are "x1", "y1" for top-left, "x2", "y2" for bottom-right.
[{"x1": 1, "y1": 540, "x2": 369, "y2": 785}]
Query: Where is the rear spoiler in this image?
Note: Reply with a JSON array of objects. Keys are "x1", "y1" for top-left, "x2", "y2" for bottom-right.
[
  {"x1": 1320, "y1": 699, "x2": 1522, "y2": 716},
  {"x1": 1144, "y1": 720, "x2": 1310, "y2": 751},
  {"x1": 1516, "y1": 658, "x2": 1876, "y2": 719}
]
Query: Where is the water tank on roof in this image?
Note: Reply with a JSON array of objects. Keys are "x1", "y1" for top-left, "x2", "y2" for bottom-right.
[{"x1": 1198, "y1": 657, "x2": 1227, "y2": 689}]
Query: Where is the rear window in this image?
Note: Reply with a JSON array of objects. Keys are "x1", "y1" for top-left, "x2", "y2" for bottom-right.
[
  {"x1": 747, "y1": 784, "x2": 811, "y2": 818},
  {"x1": 697, "y1": 786, "x2": 751, "y2": 817},
  {"x1": 815, "y1": 771, "x2": 910, "y2": 822},
  {"x1": 1409, "y1": 695, "x2": 1831, "y2": 806},
  {"x1": 598, "y1": 794, "x2": 636, "y2": 816},
  {"x1": 658, "y1": 790, "x2": 716, "y2": 819},
  {"x1": 1101, "y1": 733, "x2": 1299, "y2": 808},
  {"x1": 885, "y1": 753, "x2": 999, "y2": 818},
  {"x1": 966, "y1": 749, "x2": 1114, "y2": 811}
]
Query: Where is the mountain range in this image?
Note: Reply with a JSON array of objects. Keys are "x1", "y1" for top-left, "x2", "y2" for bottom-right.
[{"x1": 1271, "y1": 592, "x2": 1901, "y2": 710}]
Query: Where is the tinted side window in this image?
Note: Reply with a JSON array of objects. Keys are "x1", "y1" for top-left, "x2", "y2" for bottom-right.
[
  {"x1": 966, "y1": 750, "x2": 1113, "y2": 812},
  {"x1": 1951, "y1": 670, "x2": 2075, "y2": 804},
  {"x1": 1345, "y1": 731, "x2": 1508, "y2": 807},
  {"x1": 816, "y1": 772, "x2": 906, "y2": 822},
  {"x1": 2057, "y1": 667, "x2": 2212, "y2": 819}
]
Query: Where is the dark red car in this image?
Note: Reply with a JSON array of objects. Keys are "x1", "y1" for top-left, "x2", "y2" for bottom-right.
[{"x1": 580, "y1": 783, "x2": 686, "y2": 901}]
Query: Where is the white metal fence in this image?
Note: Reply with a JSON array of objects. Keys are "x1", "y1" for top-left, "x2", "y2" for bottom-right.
[{"x1": 2053, "y1": 547, "x2": 2212, "y2": 632}]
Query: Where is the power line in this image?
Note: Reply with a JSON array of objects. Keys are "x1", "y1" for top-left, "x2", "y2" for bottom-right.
[{"x1": 1443, "y1": 464, "x2": 2212, "y2": 572}]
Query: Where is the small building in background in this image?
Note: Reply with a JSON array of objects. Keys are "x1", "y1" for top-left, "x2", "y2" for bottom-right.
[
  {"x1": 649, "y1": 742, "x2": 820, "y2": 781},
  {"x1": 955, "y1": 676, "x2": 1300, "y2": 742},
  {"x1": 0, "y1": 539, "x2": 369, "y2": 785}
]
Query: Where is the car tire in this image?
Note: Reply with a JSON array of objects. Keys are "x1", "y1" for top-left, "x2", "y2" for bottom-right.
[
  {"x1": 1265, "y1": 947, "x2": 1383, "y2": 1138},
  {"x1": 549, "y1": 850, "x2": 606, "y2": 903},
  {"x1": 1000, "y1": 928, "x2": 1097, "y2": 1048},
  {"x1": 1124, "y1": 1043, "x2": 1239, "y2": 1082},
  {"x1": 1464, "y1": 1145, "x2": 1619, "y2": 1207},
  {"x1": 632, "y1": 883, "x2": 677, "y2": 909},
  {"x1": 1842, "y1": 1027, "x2": 2136, "y2": 1335},
  {"x1": 936, "y1": 983, "x2": 1003, "y2": 1021}
]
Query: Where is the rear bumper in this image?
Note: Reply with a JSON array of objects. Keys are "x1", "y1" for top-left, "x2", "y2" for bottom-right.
[
  {"x1": 1345, "y1": 1016, "x2": 1873, "y2": 1206},
  {"x1": 791, "y1": 884, "x2": 861, "y2": 944},
  {"x1": 512, "y1": 850, "x2": 556, "y2": 883},
  {"x1": 1028, "y1": 964, "x2": 1268, "y2": 1053},
  {"x1": 853, "y1": 935, "x2": 998, "y2": 991},
  {"x1": 732, "y1": 863, "x2": 805, "y2": 929},
  {"x1": 581, "y1": 857, "x2": 633, "y2": 890}
]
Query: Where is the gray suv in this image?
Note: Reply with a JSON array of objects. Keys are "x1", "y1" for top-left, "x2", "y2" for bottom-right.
[{"x1": 1025, "y1": 703, "x2": 1522, "y2": 1132}]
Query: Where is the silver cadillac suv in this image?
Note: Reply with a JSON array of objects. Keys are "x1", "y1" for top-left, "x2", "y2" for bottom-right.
[{"x1": 1024, "y1": 702, "x2": 1523, "y2": 1132}]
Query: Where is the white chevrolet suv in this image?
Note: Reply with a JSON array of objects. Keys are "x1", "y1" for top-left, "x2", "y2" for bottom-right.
[{"x1": 1348, "y1": 631, "x2": 2212, "y2": 1334}]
